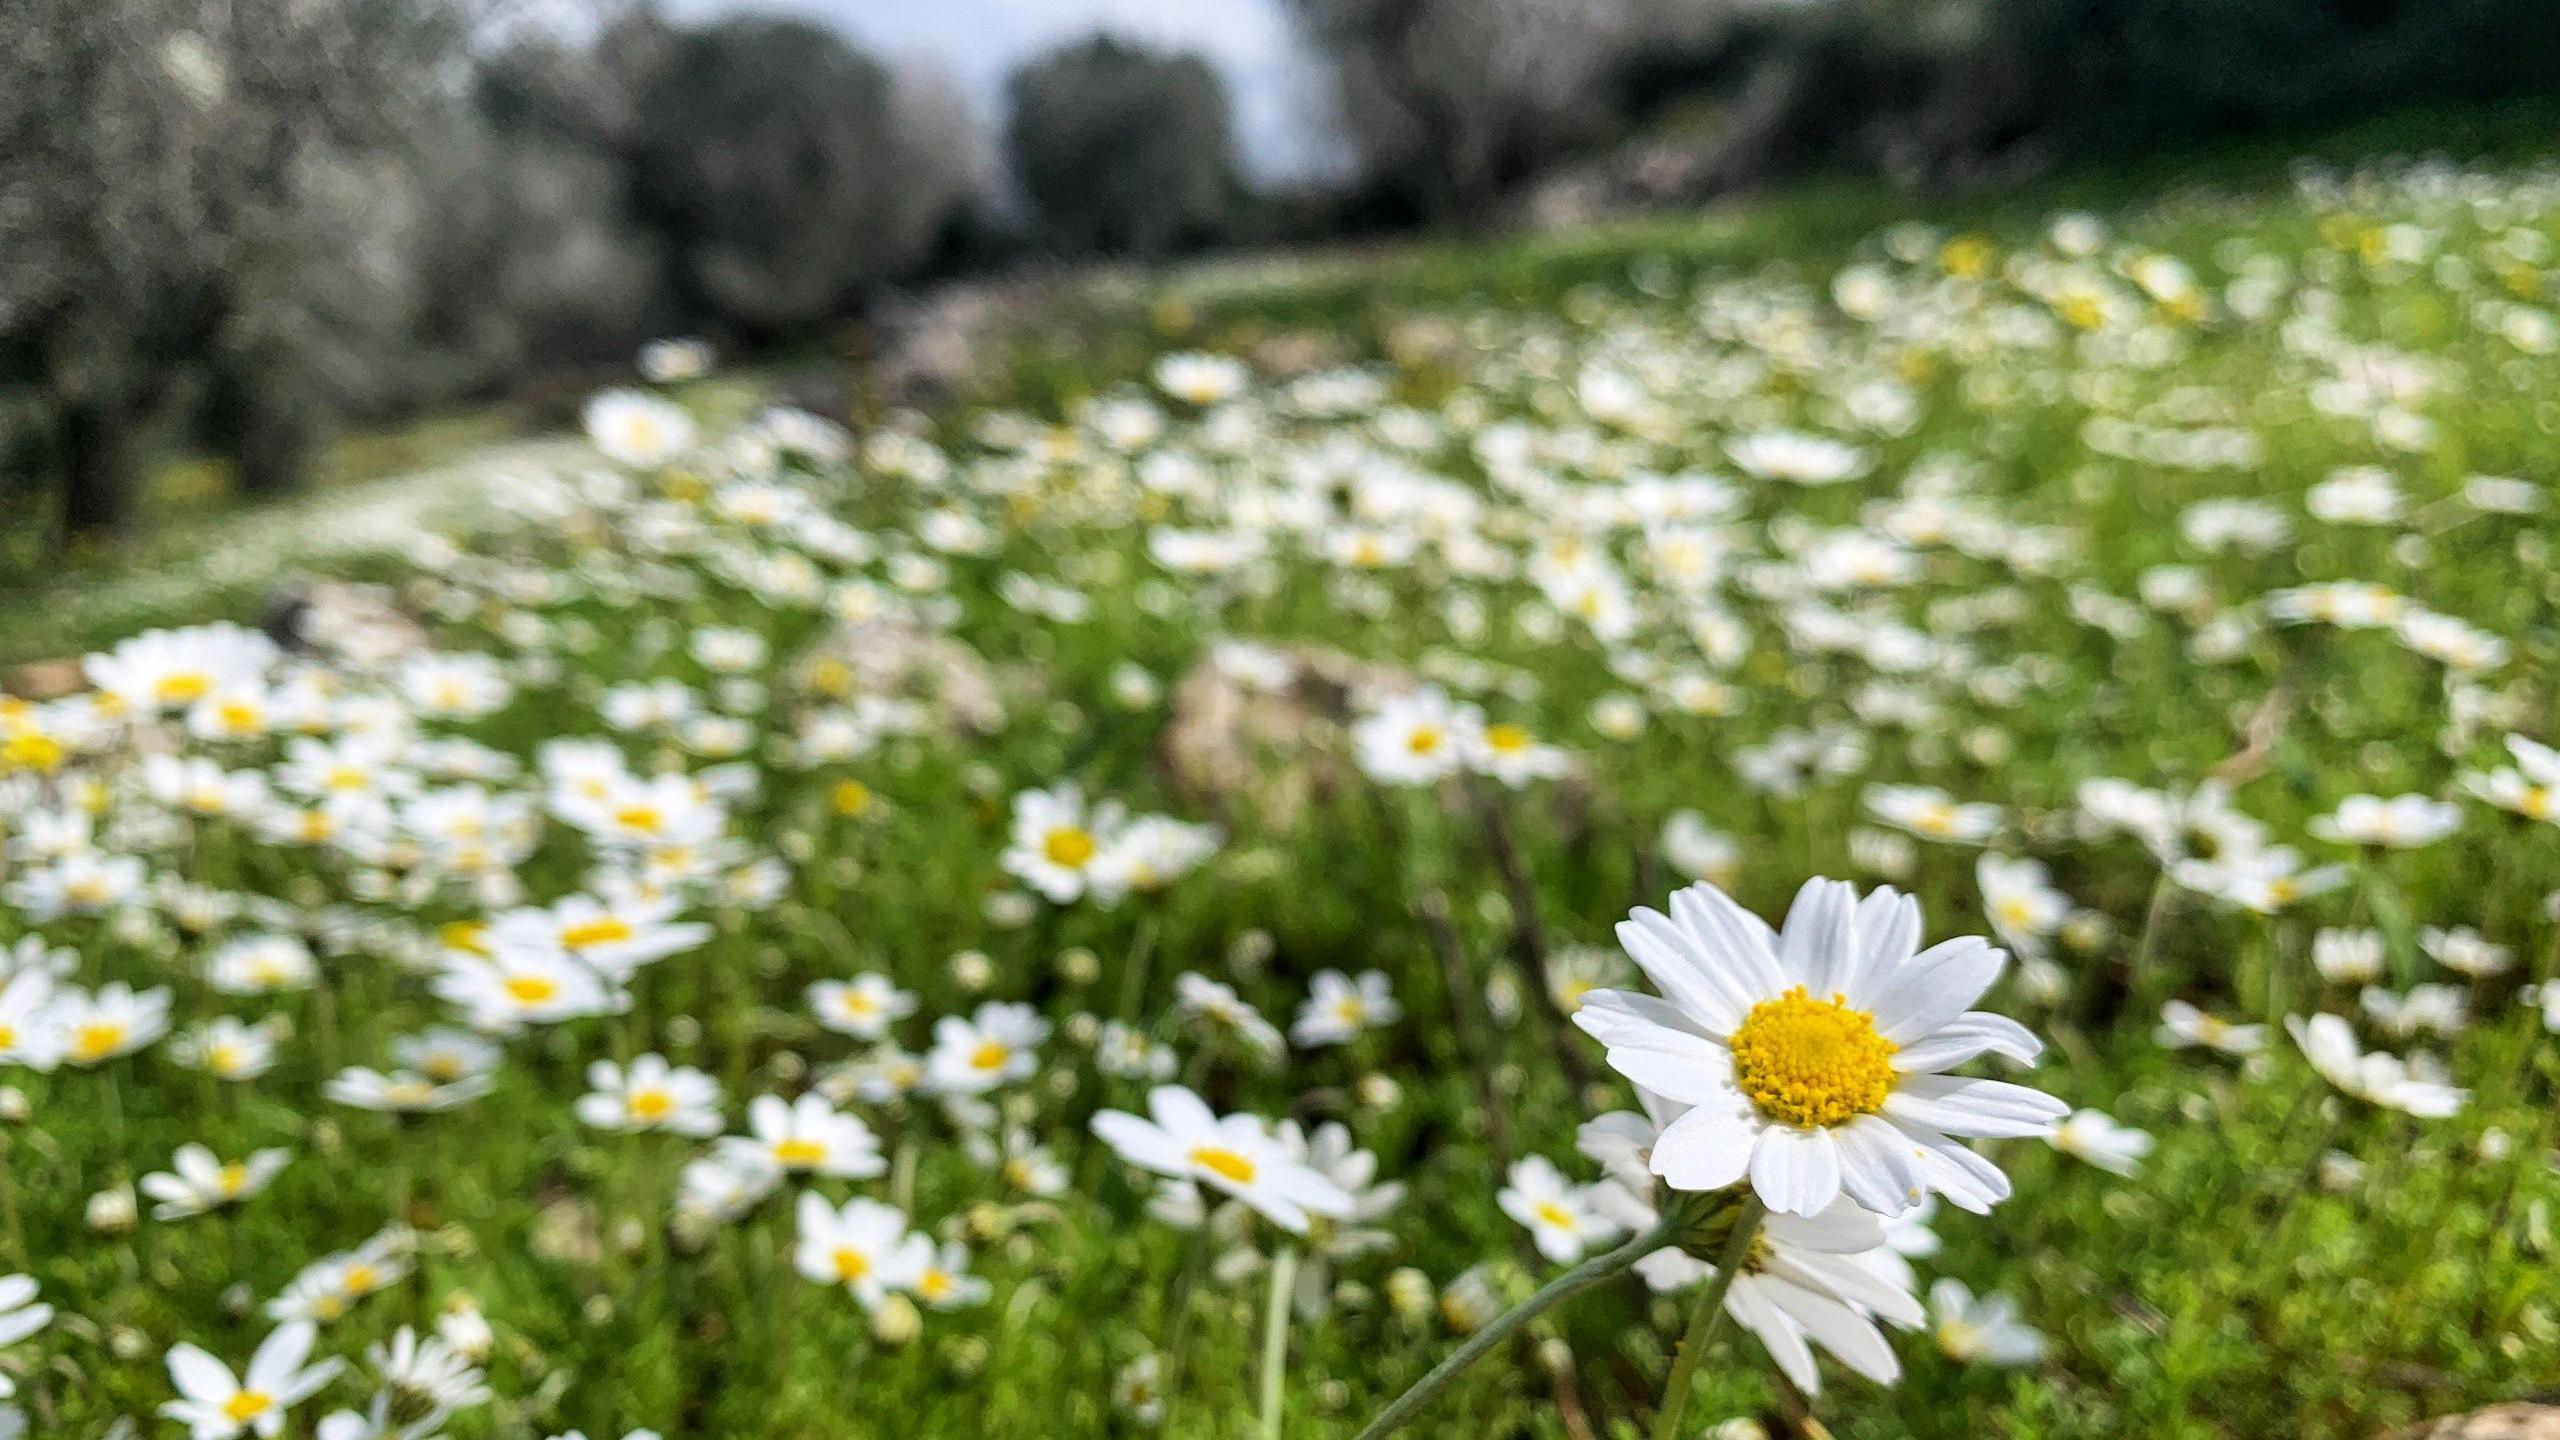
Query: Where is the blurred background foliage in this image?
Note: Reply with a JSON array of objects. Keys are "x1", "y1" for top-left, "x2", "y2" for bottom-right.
[{"x1": 4, "y1": 0, "x2": 2559, "y2": 566}]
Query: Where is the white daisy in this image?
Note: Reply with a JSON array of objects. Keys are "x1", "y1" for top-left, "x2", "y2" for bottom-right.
[{"x1": 1574, "y1": 878, "x2": 2063, "y2": 1218}]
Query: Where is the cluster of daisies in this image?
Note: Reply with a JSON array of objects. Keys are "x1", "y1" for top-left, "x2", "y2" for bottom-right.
[{"x1": 0, "y1": 150, "x2": 2555, "y2": 1439}]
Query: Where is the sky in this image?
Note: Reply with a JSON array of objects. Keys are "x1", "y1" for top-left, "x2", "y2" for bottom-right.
[{"x1": 671, "y1": 0, "x2": 1348, "y2": 182}]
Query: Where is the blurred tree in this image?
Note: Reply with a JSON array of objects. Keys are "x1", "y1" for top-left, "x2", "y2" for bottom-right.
[
  {"x1": 1282, "y1": 0, "x2": 1639, "y2": 224},
  {"x1": 628, "y1": 17, "x2": 919, "y2": 336},
  {"x1": 1004, "y1": 35, "x2": 1238, "y2": 256}
]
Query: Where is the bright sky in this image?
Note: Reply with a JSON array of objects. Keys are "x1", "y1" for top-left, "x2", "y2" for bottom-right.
[{"x1": 672, "y1": 0, "x2": 1347, "y2": 182}]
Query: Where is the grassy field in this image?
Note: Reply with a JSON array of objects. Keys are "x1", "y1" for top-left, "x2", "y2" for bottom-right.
[{"x1": 3, "y1": 108, "x2": 2560, "y2": 1440}]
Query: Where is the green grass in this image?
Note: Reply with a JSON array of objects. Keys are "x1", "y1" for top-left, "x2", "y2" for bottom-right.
[{"x1": 7, "y1": 100, "x2": 2560, "y2": 1440}]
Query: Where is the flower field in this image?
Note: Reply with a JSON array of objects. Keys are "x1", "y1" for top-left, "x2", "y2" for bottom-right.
[{"x1": 3, "y1": 154, "x2": 2560, "y2": 1439}]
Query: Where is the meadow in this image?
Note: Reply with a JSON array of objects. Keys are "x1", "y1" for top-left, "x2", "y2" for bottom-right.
[{"x1": 0, "y1": 139, "x2": 2557, "y2": 1440}]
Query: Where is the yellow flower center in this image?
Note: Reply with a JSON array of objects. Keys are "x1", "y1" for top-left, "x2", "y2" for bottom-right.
[
  {"x1": 1406, "y1": 726, "x2": 1444, "y2": 756},
  {"x1": 615, "y1": 805, "x2": 664, "y2": 834},
  {"x1": 343, "y1": 1264, "x2": 381, "y2": 1295},
  {"x1": 502, "y1": 974, "x2": 560, "y2": 1005},
  {"x1": 1042, "y1": 828, "x2": 1096, "y2": 867},
  {"x1": 2523, "y1": 786, "x2": 2552, "y2": 820},
  {"x1": 157, "y1": 673, "x2": 211, "y2": 705},
  {"x1": 70, "y1": 1022, "x2": 126, "y2": 1062},
  {"x1": 773, "y1": 1138, "x2": 827, "y2": 1168},
  {"x1": 832, "y1": 780, "x2": 873, "y2": 816},
  {"x1": 969, "y1": 1040, "x2": 1011, "y2": 1071},
  {"x1": 1532, "y1": 1200, "x2": 1576, "y2": 1231},
  {"x1": 1728, "y1": 987, "x2": 1898, "y2": 1129},
  {"x1": 1189, "y1": 1145, "x2": 1257, "y2": 1185},
  {"x1": 558, "y1": 917, "x2": 633, "y2": 950},
  {"x1": 628, "y1": 1089, "x2": 674, "y2": 1122},
  {"x1": 832, "y1": 1246, "x2": 870, "y2": 1282},
  {"x1": 222, "y1": 1391, "x2": 274, "y2": 1423},
  {"x1": 1, "y1": 732, "x2": 63, "y2": 772},
  {"x1": 1484, "y1": 724, "x2": 1530, "y2": 754},
  {"x1": 440, "y1": 921, "x2": 489, "y2": 956},
  {"x1": 218, "y1": 1162, "x2": 249, "y2": 1196},
  {"x1": 920, "y1": 1269, "x2": 953, "y2": 1300}
]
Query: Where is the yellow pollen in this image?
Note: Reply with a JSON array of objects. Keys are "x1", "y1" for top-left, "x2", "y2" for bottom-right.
[
  {"x1": 831, "y1": 1247, "x2": 870, "y2": 1282},
  {"x1": 1, "y1": 732, "x2": 63, "y2": 772},
  {"x1": 1406, "y1": 726, "x2": 1444, "y2": 756},
  {"x1": 558, "y1": 917, "x2": 634, "y2": 950},
  {"x1": 831, "y1": 780, "x2": 873, "y2": 816},
  {"x1": 70, "y1": 1022, "x2": 126, "y2": 1061},
  {"x1": 1532, "y1": 1200, "x2": 1577, "y2": 1231},
  {"x1": 342, "y1": 1264, "x2": 380, "y2": 1294},
  {"x1": 628, "y1": 1089, "x2": 675, "y2": 1121},
  {"x1": 217, "y1": 1162, "x2": 249, "y2": 1195},
  {"x1": 1042, "y1": 827, "x2": 1096, "y2": 867},
  {"x1": 222, "y1": 1391, "x2": 274, "y2": 1423},
  {"x1": 215, "y1": 700, "x2": 260, "y2": 731},
  {"x1": 502, "y1": 974, "x2": 560, "y2": 1005},
  {"x1": 440, "y1": 921, "x2": 489, "y2": 955},
  {"x1": 0, "y1": 1025, "x2": 12, "y2": 1050},
  {"x1": 920, "y1": 1270, "x2": 953, "y2": 1300},
  {"x1": 1728, "y1": 987, "x2": 1898, "y2": 1129},
  {"x1": 1484, "y1": 724, "x2": 1530, "y2": 754},
  {"x1": 207, "y1": 1043, "x2": 242, "y2": 1074},
  {"x1": 1189, "y1": 1145, "x2": 1256, "y2": 1185},
  {"x1": 157, "y1": 673, "x2": 211, "y2": 705},
  {"x1": 2522, "y1": 787, "x2": 2552, "y2": 820},
  {"x1": 773, "y1": 1138, "x2": 827, "y2": 1168},
  {"x1": 969, "y1": 1040, "x2": 1011, "y2": 1071},
  {"x1": 615, "y1": 805, "x2": 664, "y2": 833}
]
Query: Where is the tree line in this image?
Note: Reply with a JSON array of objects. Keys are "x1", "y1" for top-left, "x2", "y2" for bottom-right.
[{"x1": 6, "y1": 0, "x2": 2555, "y2": 545}]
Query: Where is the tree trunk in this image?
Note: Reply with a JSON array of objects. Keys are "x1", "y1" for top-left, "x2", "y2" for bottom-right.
[{"x1": 58, "y1": 397, "x2": 140, "y2": 542}]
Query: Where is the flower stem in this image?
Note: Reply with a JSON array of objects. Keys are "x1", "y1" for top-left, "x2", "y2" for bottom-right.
[
  {"x1": 1353, "y1": 1214, "x2": 1679, "y2": 1440},
  {"x1": 1651, "y1": 1197, "x2": 1764, "y2": 1440},
  {"x1": 1259, "y1": 1243, "x2": 1299, "y2": 1440}
]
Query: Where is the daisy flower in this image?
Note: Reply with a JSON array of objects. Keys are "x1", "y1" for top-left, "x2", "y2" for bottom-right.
[
  {"x1": 792, "y1": 1193, "x2": 927, "y2": 1310},
  {"x1": 1497, "y1": 1155, "x2": 1624, "y2": 1263},
  {"x1": 2463, "y1": 735, "x2": 2560, "y2": 823},
  {"x1": 2045, "y1": 1109, "x2": 2152, "y2": 1176},
  {"x1": 2310, "y1": 793, "x2": 2460, "y2": 849},
  {"x1": 1928, "y1": 1279, "x2": 2046, "y2": 1365},
  {"x1": 1091, "y1": 1085, "x2": 1355, "y2": 1234},
  {"x1": 1574, "y1": 878, "x2": 2063, "y2": 1218},
  {"x1": 925, "y1": 1001, "x2": 1050, "y2": 1095},
  {"x1": 808, "y1": 973, "x2": 917, "y2": 1040},
  {"x1": 2285, "y1": 1013, "x2": 2465, "y2": 1117},
  {"x1": 1173, "y1": 973, "x2": 1284, "y2": 1058},
  {"x1": 1864, "y1": 785, "x2": 2002, "y2": 846},
  {"x1": 576, "y1": 1055, "x2": 723, "y2": 1136},
  {"x1": 1578, "y1": 1101, "x2": 1922, "y2": 1394},
  {"x1": 2153, "y1": 1000, "x2": 2264, "y2": 1055},
  {"x1": 914, "y1": 1240, "x2": 994, "y2": 1311},
  {"x1": 51, "y1": 982, "x2": 173, "y2": 1067},
  {"x1": 160, "y1": 1321, "x2": 343, "y2": 1440},
  {"x1": 1000, "y1": 784, "x2": 1126, "y2": 905},
  {"x1": 1291, "y1": 969, "x2": 1400, "y2": 1048},
  {"x1": 1351, "y1": 688, "x2": 1481, "y2": 787},
  {"x1": 141, "y1": 1145, "x2": 291, "y2": 1219},
  {"x1": 724, "y1": 1093, "x2": 885, "y2": 1178}
]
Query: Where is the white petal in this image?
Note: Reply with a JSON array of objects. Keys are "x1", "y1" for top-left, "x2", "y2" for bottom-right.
[
  {"x1": 1749, "y1": 1125, "x2": 1843, "y2": 1216},
  {"x1": 1870, "y1": 938, "x2": 2006, "y2": 1044},
  {"x1": 1889, "y1": 1012, "x2": 2044, "y2": 1073},
  {"x1": 1884, "y1": 1075, "x2": 2067, "y2": 1138},
  {"x1": 1779, "y1": 879, "x2": 1857, "y2": 995},
  {"x1": 1650, "y1": 1097, "x2": 1760, "y2": 1192}
]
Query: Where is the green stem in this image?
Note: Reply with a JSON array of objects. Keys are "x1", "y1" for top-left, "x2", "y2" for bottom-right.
[
  {"x1": 1353, "y1": 1213, "x2": 1680, "y2": 1440},
  {"x1": 1259, "y1": 1244, "x2": 1300, "y2": 1440},
  {"x1": 1651, "y1": 1197, "x2": 1765, "y2": 1440}
]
